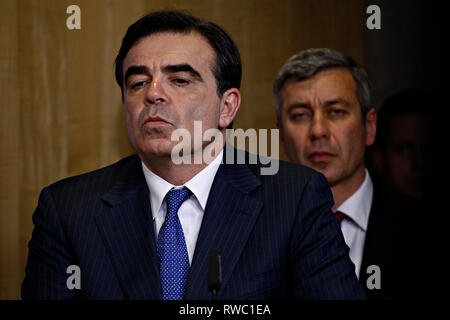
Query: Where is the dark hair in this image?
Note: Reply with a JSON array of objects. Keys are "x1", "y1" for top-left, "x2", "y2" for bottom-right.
[
  {"x1": 114, "y1": 10, "x2": 241, "y2": 99},
  {"x1": 273, "y1": 48, "x2": 371, "y2": 121}
]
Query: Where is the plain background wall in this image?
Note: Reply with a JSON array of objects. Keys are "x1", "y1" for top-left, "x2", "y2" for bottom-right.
[
  {"x1": 1, "y1": 0, "x2": 434, "y2": 299},
  {"x1": 364, "y1": 0, "x2": 436, "y2": 110}
]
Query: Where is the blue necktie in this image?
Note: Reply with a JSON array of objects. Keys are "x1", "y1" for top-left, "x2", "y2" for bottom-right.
[{"x1": 157, "y1": 187, "x2": 190, "y2": 300}]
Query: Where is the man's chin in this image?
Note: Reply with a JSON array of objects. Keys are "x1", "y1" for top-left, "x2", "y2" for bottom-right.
[
  {"x1": 137, "y1": 141, "x2": 175, "y2": 159},
  {"x1": 309, "y1": 161, "x2": 330, "y2": 171},
  {"x1": 308, "y1": 163, "x2": 340, "y2": 185},
  {"x1": 305, "y1": 159, "x2": 333, "y2": 173}
]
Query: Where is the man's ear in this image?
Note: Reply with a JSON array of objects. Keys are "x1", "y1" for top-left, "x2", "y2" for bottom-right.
[
  {"x1": 218, "y1": 88, "x2": 241, "y2": 129},
  {"x1": 365, "y1": 108, "x2": 377, "y2": 146}
]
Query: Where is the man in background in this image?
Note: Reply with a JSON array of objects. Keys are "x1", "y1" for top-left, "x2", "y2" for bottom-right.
[
  {"x1": 368, "y1": 89, "x2": 433, "y2": 298},
  {"x1": 274, "y1": 48, "x2": 426, "y2": 299},
  {"x1": 370, "y1": 89, "x2": 430, "y2": 200}
]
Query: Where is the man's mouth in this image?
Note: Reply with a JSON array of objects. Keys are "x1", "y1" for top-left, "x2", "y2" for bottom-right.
[
  {"x1": 143, "y1": 115, "x2": 170, "y2": 128},
  {"x1": 307, "y1": 150, "x2": 336, "y2": 163}
]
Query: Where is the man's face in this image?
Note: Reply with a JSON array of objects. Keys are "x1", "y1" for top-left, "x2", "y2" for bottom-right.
[
  {"x1": 122, "y1": 31, "x2": 223, "y2": 159},
  {"x1": 278, "y1": 68, "x2": 376, "y2": 186},
  {"x1": 384, "y1": 114, "x2": 426, "y2": 198}
]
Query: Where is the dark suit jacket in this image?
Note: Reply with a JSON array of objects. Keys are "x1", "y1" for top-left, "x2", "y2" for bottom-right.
[
  {"x1": 22, "y1": 153, "x2": 364, "y2": 300},
  {"x1": 359, "y1": 181, "x2": 428, "y2": 299}
]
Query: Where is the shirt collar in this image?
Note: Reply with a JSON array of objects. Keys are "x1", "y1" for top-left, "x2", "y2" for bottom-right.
[
  {"x1": 141, "y1": 150, "x2": 223, "y2": 220},
  {"x1": 335, "y1": 168, "x2": 373, "y2": 231}
]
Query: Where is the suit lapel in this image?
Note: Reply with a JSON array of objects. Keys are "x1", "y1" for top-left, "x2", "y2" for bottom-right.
[
  {"x1": 360, "y1": 185, "x2": 394, "y2": 299},
  {"x1": 95, "y1": 156, "x2": 161, "y2": 299},
  {"x1": 185, "y1": 161, "x2": 263, "y2": 299},
  {"x1": 94, "y1": 152, "x2": 263, "y2": 300}
]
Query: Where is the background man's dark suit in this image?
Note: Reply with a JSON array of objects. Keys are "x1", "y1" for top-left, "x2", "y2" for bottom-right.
[
  {"x1": 22, "y1": 153, "x2": 364, "y2": 299},
  {"x1": 359, "y1": 181, "x2": 428, "y2": 299}
]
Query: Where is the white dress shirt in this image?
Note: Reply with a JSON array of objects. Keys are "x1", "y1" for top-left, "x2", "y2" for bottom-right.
[
  {"x1": 141, "y1": 150, "x2": 223, "y2": 265},
  {"x1": 335, "y1": 168, "x2": 373, "y2": 278}
]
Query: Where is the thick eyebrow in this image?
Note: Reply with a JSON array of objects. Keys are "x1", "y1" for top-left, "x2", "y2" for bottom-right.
[
  {"x1": 162, "y1": 64, "x2": 203, "y2": 82},
  {"x1": 286, "y1": 99, "x2": 351, "y2": 113},
  {"x1": 124, "y1": 65, "x2": 149, "y2": 85},
  {"x1": 286, "y1": 103, "x2": 311, "y2": 113},
  {"x1": 324, "y1": 98, "x2": 351, "y2": 108},
  {"x1": 123, "y1": 64, "x2": 203, "y2": 86}
]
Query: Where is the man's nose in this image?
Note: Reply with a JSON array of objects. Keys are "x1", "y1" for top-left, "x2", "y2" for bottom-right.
[
  {"x1": 310, "y1": 114, "x2": 330, "y2": 140},
  {"x1": 145, "y1": 78, "x2": 168, "y2": 104}
]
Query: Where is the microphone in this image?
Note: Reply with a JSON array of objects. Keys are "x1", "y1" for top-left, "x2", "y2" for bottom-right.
[{"x1": 208, "y1": 248, "x2": 222, "y2": 300}]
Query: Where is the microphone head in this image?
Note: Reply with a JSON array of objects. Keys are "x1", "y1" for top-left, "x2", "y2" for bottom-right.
[{"x1": 208, "y1": 248, "x2": 222, "y2": 293}]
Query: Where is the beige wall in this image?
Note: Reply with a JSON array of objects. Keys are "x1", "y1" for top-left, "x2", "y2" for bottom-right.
[{"x1": 0, "y1": 0, "x2": 364, "y2": 299}]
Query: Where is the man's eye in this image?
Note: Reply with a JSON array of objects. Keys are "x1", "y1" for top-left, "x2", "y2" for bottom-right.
[
  {"x1": 172, "y1": 78, "x2": 189, "y2": 86},
  {"x1": 131, "y1": 81, "x2": 147, "y2": 90},
  {"x1": 291, "y1": 113, "x2": 309, "y2": 120},
  {"x1": 330, "y1": 109, "x2": 345, "y2": 116}
]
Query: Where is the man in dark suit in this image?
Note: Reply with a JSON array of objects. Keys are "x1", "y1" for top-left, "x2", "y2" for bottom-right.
[
  {"x1": 273, "y1": 48, "x2": 426, "y2": 299},
  {"x1": 367, "y1": 89, "x2": 433, "y2": 299},
  {"x1": 22, "y1": 11, "x2": 363, "y2": 300}
]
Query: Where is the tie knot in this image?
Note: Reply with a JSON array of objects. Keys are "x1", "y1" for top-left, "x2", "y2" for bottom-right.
[
  {"x1": 166, "y1": 187, "x2": 190, "y2": 214},
  {"x1": 335, "y1": 211, "x2": 347, "y2": 223}
]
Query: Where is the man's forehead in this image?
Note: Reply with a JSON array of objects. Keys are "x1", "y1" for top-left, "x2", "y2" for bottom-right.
[
  {"x1": 122, "y1": 31, "x2": 215, "y2": 72},
  {"x1": 282, "y1": 69, "x2": 358, "y2": 102}
]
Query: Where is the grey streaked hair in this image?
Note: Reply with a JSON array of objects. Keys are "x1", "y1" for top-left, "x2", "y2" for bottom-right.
[{"x1": 273, "y1": 48, "x2": 371, "y2": 121}]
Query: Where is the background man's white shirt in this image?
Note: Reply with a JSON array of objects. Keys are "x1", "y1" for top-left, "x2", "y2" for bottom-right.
[{"x1": 335, "y1": 168, "x2": 373, "y2": 278}]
